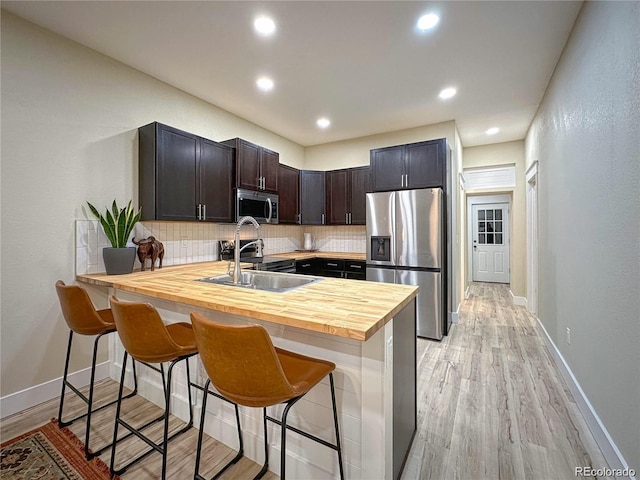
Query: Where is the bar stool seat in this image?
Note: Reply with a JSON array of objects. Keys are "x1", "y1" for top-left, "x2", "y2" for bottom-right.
[
  {"x1": 191, "y1": 312, "x2": 344, "y2": 480},
  {"x1": 109, "y1": 295, "x2": 198, "y2": 480},
  {"x1": 54, "y1": 280, "x2": 138, "y2": 460}
]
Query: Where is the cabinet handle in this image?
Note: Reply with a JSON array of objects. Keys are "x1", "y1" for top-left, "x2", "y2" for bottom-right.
[
  {"x1": 327, "y1": 263, "x2": 338, "y2": 267},
  {"x1": 345, "y1": 213, "x2": 348, "y2": 224},
  {"x1": 321, "y1": 213, "x2": 325, "y2": 225},
  {"x1": 302, "y1": 263, "x2": 311, "y2": 268},
  {"x1": 349, "y1": 212, "x2": 352, "y2": 224},
  {"x1": 202, "y1": 204, "x2": 206, "y2": 220},
  {"x1": 401, "y1": 174, "x2": 404, "y2": 187},
  {"x1": 297, "y1": 213, "x2": 301, "y2": 224},
  {"x1": 351, "y1": 265, "x2": 362, "y2": 269},
  {"x1": 261, "y1": 176, "x2": 265, "y2": 190}
]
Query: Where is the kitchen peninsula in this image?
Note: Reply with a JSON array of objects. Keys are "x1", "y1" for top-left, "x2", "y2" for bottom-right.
[{"x1": 77, "y1": 261, "x2": 418, "y2": 479}]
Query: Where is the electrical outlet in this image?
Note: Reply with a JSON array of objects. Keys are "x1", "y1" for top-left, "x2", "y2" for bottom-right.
[
  {"x1": 181, "y1": 237, "x2": 188, "y2": 248},
  {"x1": 566, "y1": 327, "x2": 571, "y2": 345}
]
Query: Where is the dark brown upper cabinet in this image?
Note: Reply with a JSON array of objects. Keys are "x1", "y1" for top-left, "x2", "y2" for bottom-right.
[
  {"x1": 278, "y1": 164, "x2": 300, "y2": 224},
  {"x1": 222, "y1": 138, "x2": 279, "y2": 193},
  {"x1": 138, "y1": 122, "x2": 234, "y2": 222},
  {"x1": 326, "y1": 166, "x2": 370, "y2": 225},
  {"x1": 370, "y1": 138, "x2": 446, "y2": 192},
  {"x1": 299, "y1": 170, "x2": 326, "y2": 225}
]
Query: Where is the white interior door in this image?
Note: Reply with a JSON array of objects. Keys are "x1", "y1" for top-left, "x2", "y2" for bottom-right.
[{"x1": 472, "y1": 203, "x2": 510, "y2": 283}]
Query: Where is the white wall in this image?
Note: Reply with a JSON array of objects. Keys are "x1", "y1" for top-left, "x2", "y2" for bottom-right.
[
  {"x1": 463, "y1": 141, "x2": 526, "y2": 297},
  {"x1": 525, "y1": 1, "x2": 640, "y2": 471},
  {"x1": 0, "y1": 12, "x2": 304, "y2": 399}
]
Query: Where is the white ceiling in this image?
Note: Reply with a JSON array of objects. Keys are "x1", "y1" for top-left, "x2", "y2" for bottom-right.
[{"x1": 2, "y1": 1, "x2": 582, "y2": 148}]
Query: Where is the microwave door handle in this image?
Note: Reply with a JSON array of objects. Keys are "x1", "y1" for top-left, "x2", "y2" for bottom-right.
[{"x1": 266, "y1": 198, "x2": 273, "y2": 223}]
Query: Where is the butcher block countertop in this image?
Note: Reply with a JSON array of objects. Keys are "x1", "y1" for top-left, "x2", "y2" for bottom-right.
[
  {"x1": 271, "y1": 251, "x2": 366, "y2": 261},
  {"x1": 76, "y1": 260, "x2": 416, "y2": 341}
]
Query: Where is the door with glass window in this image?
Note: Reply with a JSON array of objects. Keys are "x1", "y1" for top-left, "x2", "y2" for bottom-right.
[{"x1": 472, "y1": 203, "x2": 510, "y2": 283}]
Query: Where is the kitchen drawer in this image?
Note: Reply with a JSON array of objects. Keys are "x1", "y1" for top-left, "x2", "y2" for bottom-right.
[
  {"x1": 320, "y1": 259, "x2": 345, "y2": 271},
  {"x1": 344, "y1": 271, "x2": 366, "y2": 281},
  {"x1": 295, "y1": 259, "x2": 319, "y2": 275},
  {"x1": 345, "y1": 260, "x2": 366, "y2": 273}
]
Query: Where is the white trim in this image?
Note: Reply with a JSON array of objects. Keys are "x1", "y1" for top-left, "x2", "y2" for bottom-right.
[
  {"x1": 509, "y1": 290, "x2": 527, "y2": 307},
  {"x1": 525, "y1": 160, "x2": 539, "y2": 183},
  {"x1": 465, "y1": 285, "x2": 471, "y2": 299},
  {"x1": 0, "y1": 362, "x2": 110, "y2": 419},
  {"x1": 535, "y1": 318, "x2": 637, "y2": 480},
  {"x1": 462, "y1": 165, "x2": 516, "y2": 191},
  {"x1": 526, "y1": 162, "x2": 539, "y2": 315},
  {"x1": 459, "y1": 172, "x2": 467, "y2": 191},
  {"x1": 450, "y1": 303, "x2": 461, "y2": 324}
]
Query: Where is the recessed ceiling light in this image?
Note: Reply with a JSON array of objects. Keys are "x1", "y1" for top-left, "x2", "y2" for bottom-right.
[
  {"x1": 254, "y1": 16, "x2": 276, "y2": 36},
  {"x1": 317, "y1": 118, "x2": 331, "y2": 129},
  {"x1": 417, "y1": 13, "x2": 440, "y2": 31},
  {"x1": 256, "y1": 77, "x2": 274, "y2": 92},
  {"x1": 438, "y1": 87, "x2": 457, "y2": 100},
  {"x1": 486, "y1": 127, "x2": 500, "y2": 135}
]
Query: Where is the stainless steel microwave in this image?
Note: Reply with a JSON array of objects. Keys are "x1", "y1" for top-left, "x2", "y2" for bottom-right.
[{"x1": 235, "y1": 188, "x2": 279, "y2": 224}]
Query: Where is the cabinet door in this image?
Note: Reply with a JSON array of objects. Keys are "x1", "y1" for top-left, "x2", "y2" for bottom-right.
[
  {"x1": 326, "y1": 169, "x2": 349, "y2": 224},
  {"x1": 406, "y1": 140, "x2": 444, "y2": 189},
  {"x1": 199, "y1": 138, "x2": 234, "y2": 222},
  {"x1": 261, "y1": 147, "x2": 279, "y2": 192},
  {"x1": 370, "y1": 145, "x2": 404, "y2": 192},
  {"x1": 236, "y1": 139, "x2": 261, "y2": 191},
  {"x1": 157, "y1": 125, "x2": 198, "y2": 221},
  {"x1": 278, "y1": 164, "x2": 299, "y2": 224},
  {"x1": 299, "y1": 170, "x2": 326, "y2": 225},
  {"x1": 349, "y1": 166, "x2": 370, "y2": 224}
]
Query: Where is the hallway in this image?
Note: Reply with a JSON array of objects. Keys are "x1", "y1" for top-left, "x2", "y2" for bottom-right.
[{"x1": 401, "y1": 283, "x2": 610, "y2": 479}]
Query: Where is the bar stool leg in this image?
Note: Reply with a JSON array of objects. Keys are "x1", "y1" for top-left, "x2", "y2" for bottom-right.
[
  {"x1": 254, "y1": 407, "x2": 270, "y2": 480},
  {"x1": 110, "y1": 351, "x2": 129, "y2": 476},
  {"x1": 194, "y1": 379, "x2": 245, "y2": 480},
  {"x1": 329, "y1": 373, "x2": 345, "y2": 480},
  {"x1": 279, "y1": 397, "x2": 302, "y2": 480},
  {"x1": 57, "y1": 330, "x2": 74, "y2": 427}
]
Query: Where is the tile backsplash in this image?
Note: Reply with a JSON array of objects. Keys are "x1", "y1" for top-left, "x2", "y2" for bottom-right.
[{"x1": 75, "y1": 221, "x2": 365, "y2": 275}]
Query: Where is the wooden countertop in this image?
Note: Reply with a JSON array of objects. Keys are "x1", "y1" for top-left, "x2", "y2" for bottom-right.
[
  {"x1": 270, "y1": 251, "x2": 366, "y2": 261},
  {"x1": 76, "y1": 260, "x2": 416, "y2": 341}
]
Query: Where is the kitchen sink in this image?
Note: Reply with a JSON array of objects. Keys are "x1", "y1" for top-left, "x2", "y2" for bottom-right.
[{"x1": 197, "y1": 270, "x2": 322, "y2": 292}]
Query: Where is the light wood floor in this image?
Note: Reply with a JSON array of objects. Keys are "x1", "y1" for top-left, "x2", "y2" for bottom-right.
[
  {"x1": 1, "y1": 283, "x2": 609, "y2": 479},
  {"x1": 401, "y1": 282, "x2": 610, "y2": 479}
]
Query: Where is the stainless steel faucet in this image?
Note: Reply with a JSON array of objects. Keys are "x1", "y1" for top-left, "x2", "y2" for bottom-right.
[{"x1": 232, "y1": 216, "x2": 263, "y2": 284}]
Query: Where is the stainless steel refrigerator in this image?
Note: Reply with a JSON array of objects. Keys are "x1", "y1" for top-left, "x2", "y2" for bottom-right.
[{"x1": 366, "y1": 188, "x2": 446, "y2": 340}]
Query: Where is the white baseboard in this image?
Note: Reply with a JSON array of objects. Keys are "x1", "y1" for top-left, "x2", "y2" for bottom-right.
[
  {"x1": 0, "y1": 362, "x2": 110, "y2": 419},
  {"x1": 535, "y1": 318, "x2": 637, "y2": 480},
  {"x1": 510, "y1": 290, "x2": 527, "y2": 307},
  {"x1": 451, "y1": 303, "x2": 461, "y2": 324}
]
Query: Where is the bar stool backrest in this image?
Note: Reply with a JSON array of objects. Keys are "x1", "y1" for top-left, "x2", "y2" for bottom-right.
[
  {"x1": 191, "y1": 312, "x2": 295, "y2": 407},
  {"x1": 55, "y1": 280, "x2": 113, "y2": 335},
  {"x1": 110, "y1": 295, "x2": 185, "y2": 363}
]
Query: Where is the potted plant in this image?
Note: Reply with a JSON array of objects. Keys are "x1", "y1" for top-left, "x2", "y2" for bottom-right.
[{"x1": 87, "y1": 200, "x2": 141, "y2": 275}]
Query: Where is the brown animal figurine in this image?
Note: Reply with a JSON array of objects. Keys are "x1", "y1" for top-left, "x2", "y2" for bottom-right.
[{"x1": 133, "y1": 236, "x2": 164, "y2": 271}]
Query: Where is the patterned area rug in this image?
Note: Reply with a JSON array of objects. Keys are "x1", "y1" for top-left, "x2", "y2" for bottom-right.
[{"x1": 0, "y1": 419, "x2": 117, "y2": 479}]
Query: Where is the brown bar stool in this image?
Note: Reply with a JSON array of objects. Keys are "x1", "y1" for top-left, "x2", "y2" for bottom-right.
[
  {"x1": 190, "y1": 312, "x2": 345, "y2": 480},
  {"x1": 109, "y1": 295, "x2": 198, "y2": 480},
  {"x1": 55, "y1": 280, "x2": 138, "y2": 460}
]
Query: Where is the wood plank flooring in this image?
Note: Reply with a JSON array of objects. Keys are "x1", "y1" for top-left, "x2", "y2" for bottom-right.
[
  {"x1": 1, "y1": 283, "x2": 609, "y2": 479},
  {"x1": 400, "y1": 283, "x2": 610, "y2": 480}
]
